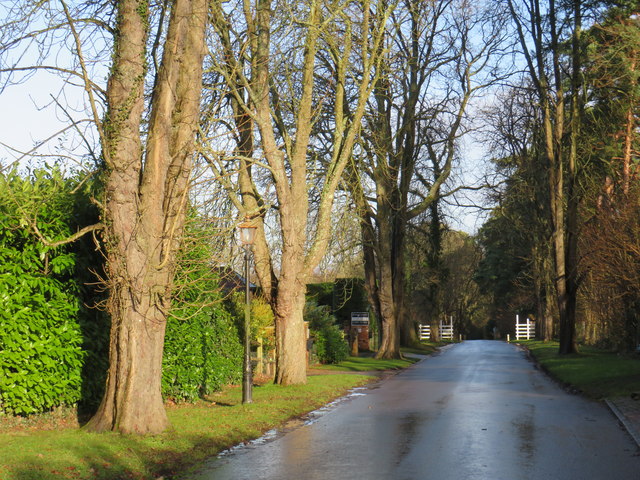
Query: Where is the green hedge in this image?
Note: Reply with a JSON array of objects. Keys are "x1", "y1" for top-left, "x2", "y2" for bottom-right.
[
  {"x1": 305, "y1": 302, "x2": 349, "y2": 364},
  {"x1": 0, "y1": 171, "x2": 244, "y2": 415},
  {"x1": 161, "y1": 217, "x2": 243, "y2": 402},
  {"x1": 0, "y1": 170, "x2": 86, "y2": 415},
  {"x1": 163, "y1": 307, "x2": 242, "y2": 402}
]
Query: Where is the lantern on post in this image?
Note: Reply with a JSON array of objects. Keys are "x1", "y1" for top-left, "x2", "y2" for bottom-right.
[{"x1": 238, "y1": 218, "x2": 257, "y2": 404}]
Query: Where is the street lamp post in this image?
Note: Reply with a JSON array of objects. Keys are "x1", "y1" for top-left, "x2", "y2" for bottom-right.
[{"x1": 238, "y1": 219, "x2": 257, "y2": 404}]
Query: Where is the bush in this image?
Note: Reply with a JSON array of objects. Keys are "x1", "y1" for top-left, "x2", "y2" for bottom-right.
[
  {"x1": 226, "y1": 291, "x2": 275, "y2": 349},
  {"x1": 306, "y1": 302, "x2": 349, "y2": 364},
  {"x1": 161, "y1": 216, "x2": 243, "y2": 401},
  {"x1": 314, "y1": 325, "x2": 349, "y2": 364},
  {"x1": 0, "y1": 169, "x2": 87, "y2": 415},
  {"x1": 163, "y1": 306, "x2": 242, "y2": 402},
  {"x1": 0, "y1": 170, "x2": 248, "y2": 413}
]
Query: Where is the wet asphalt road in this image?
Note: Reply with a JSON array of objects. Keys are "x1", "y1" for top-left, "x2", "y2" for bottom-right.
[{"x1": 182, "y1": 340, "x2": 640, "y2": 480}]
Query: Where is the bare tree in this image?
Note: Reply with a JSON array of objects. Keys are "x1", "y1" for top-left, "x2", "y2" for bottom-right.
[
  {"x1": 205, "y1": 0, "x2": 394, "y2": 384},
  {"x1": 483, "y1": 85, "x2": 556, "y2": 341},
  {"x1": 507, "y1": 0, "x2": 585, "y2": 354},
  {"x1": 350, "y1": 0, "x2": 509, "y2": 358}
]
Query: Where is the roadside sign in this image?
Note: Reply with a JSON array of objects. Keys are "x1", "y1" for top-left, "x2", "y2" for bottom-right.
[{"x1": 351, "y1": 312, "x2": 369, "y2": 326}]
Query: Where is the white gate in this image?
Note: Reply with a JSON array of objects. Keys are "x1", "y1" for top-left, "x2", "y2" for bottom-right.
[
  {"x1": 419, "y1": 324, "x2": 431, "y2": 340},
  {"x1": 515, "y1": 315, "x2": 535, "y2": 340},
  {"x1": 440, "y1": 318, "x2": 454, "y2": 340}
]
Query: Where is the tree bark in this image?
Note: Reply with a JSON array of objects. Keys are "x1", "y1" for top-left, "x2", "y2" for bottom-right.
[
  {"x1": 273, "y1": 274, "x2": 308, "y2": 384},
  {"x1": 559, "y1": 0, "x2": 582, "y2": 354},
  {"x1": 86, "y1": 0, "x2": 208, "y2": 434},
  {"x1": 376, "y1": 204, "x2": 401, "y2": 358}
]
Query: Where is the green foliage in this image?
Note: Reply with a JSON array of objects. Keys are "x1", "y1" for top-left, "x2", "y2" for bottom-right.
[
  {"x1": 475, "y1": 213, "x2": 531, "y2": 304},
  {"x1": 163, "y1": 307, "x2": 242, "y2": 402},
  {"x1": 226, "y1": 291, "x2": 275, "y2": 348},
  {"x1": 0, "y1": 169, "x2": 88, "y2": 415},
  {"x1": 314, "y1": 326, "x2": 349, "y2": 364},
  {"x1": 306, "y1": 302, "x2": 349, "y2": 364},
  {"x1": 0, "y1": 176, "x2": 248, "y2": 412},
  {"x1": 306, "y1": 283, "x2": 334, "y2": 308},
  {"x1": 306, "y1": 279, "x2": 370, "y2": 327},
  {"x1": 162, "y1": 217, "x2": 243, "y2": 402},
  {"x1": 249, "y1": 294, "x2": 275, "y2": 350}
]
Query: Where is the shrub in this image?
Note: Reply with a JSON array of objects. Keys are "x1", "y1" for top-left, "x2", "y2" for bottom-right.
[
  {"x1": 314, "y1": 324, "x2": 349, "y2": 364},
  {"x1": 161, "y1": 216, "x2": 243, "y2": 401},
  {"x1": 0, "y1": 169, "x2": 87, "y2": 415},
  {"x1": 306, "y1": 302, "x2": 349, "y2": 364},
  {"x1": 163, "y1": 306, "x2": 242, "y2": 402},
  {"x1": 227, "y1": 291, "x2": 275, "y2": 349}
]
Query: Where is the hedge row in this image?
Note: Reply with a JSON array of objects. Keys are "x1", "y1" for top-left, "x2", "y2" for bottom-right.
[{"x1": 0, "y1": 170, "x2": 243, "y2": 416}]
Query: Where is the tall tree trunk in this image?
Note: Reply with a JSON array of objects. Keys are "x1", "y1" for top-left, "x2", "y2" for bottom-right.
[
  {"x1": 543, "y1": 253, "x2": 555, "y2": 342},
  {"x1": 507, "y1": 0, "x2": 580, "y2": 354},
  {"x1": 273, "y1": 274, "x2": 308, "y2": 384},
  {"x1": 86, "y1": 0, "x2": 208, "y2": 434},
  {"x1": 559, "y1": 0, "x2": 582, "y2": 354},
  {"x1": 272, "y1": 191, "x2": 309, "y2": 384},
  {"x1": 621, "y1": 56, "x2": 636, "y2": 196},
  {"x1": 375, "y1": 188, "x2": 402, "y2": 359},
  {"x1": 397, "y1": 221, "x2": 418, "y2": 347},
  {"x1": 359, "y1": 201, "x2": 383, "y2": 348},
  {"x1": 426, "y1": 195, "x2": 443, "y2": 340},
  {"x1": 544, "y1": 296, "x2": 555, "y2": 341}
]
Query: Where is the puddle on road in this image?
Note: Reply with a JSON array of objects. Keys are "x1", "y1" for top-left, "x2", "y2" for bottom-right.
[
  {"x1": 512, "y1": 404, "x2": 536, "y2": 466},
  {"x1": 216, "y1": 386, "x2": 370, "y2": 458},
  {"x1": 394, "y1": 412, "x2": 429, "y2": 465}
]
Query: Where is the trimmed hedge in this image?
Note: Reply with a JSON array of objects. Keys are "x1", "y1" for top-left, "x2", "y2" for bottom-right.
[
  {"x1": 161, "y1": 216, "x2": 243, "y2": 402},
  {"x1": 0, "y1": 171, "x2": 244, "y2": 415},
  {"x1": 0, "y1": 170, "x2": 86, "y2": 415},
  {"x1": 163, "y1": 308, "x2": 242, "y2": 402}
]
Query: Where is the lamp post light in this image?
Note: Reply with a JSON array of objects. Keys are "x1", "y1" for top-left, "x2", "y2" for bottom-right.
[{"x1": 238, "y1": 218, "x2": 257, "y2": 404}]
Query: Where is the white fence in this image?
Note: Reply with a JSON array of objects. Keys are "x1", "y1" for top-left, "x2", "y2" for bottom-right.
[
  {"x1": 420, "y1": 320, "x2": 454, "y2": 341},
  {"x1": 419, "y1": 324, "x2": 431, "y2": 340},
  {"x1": 515, "y1": 315, "x2": 535, "y2": 340},
  {"x1": 440, "y1": 319, "x2": 454, "y2": 340}
]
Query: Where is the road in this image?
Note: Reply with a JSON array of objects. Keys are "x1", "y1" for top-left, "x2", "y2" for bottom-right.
[{"x1": 182, "y1": 341, "x2": 640, "y2": 480}]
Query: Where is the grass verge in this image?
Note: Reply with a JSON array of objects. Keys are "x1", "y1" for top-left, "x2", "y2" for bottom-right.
[
  {"x1": 313, "y1": 356, "x2": 418, "y2": 372},
  {"x1": 312, "y1": 341, "x2": 439, "y2": 372},
  {"x1": 401, "y1": 341, "x2": 443, "y2": 357},
  {"x1": 519, "y1": 340, "x2": 640, "y2": 399},
  {"x1": 0, "y1": 374, "x2": 372, "y2": 480}
]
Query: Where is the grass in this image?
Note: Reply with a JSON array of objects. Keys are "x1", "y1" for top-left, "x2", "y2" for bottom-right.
[
  {"x1": 313, "y1": 341, "x2": 439, "y2": 372},
  {"x1": 401, "y1": 341, "x2": 443, "y2": 357},
  {"x1": 0, "y1": 344, "x2": 441, "y2": 480},
  {"x1": 519, "y1": 340, "x2": 640, "y2": 399},
  {"x1": 313, "y1": 355, "x2": 418, "y2": 372},
  {"x1": 0, "y1": 375, "x2": 373, "y2": 480}
]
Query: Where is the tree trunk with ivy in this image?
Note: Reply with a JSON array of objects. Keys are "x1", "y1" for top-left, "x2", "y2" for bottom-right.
[{"x1": 85, "y1": 0, "x2": 208, "y2": 434}]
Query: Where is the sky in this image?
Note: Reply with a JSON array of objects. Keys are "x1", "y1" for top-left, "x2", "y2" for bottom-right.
[
  {"x1": 0, "y1": 72, "x2": 88, "y2": 168},
  {"x1": 0, "y1": 2, "x2": 105, "y2": 173},
  {"x1": 0, "y1": 42, "x2": 489, "y2": 237},
  {"x1": 0, "y1": 73, "x2": 488, "y2": 236}
]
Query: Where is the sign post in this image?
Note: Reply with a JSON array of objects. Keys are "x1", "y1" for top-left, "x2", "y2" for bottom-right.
[
  {"x1": 351, "y1": 312, "x2": 369, "y2": 326},
  {"x1": 350, "y1": 312, "x2": 370, "y2": 351}
]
